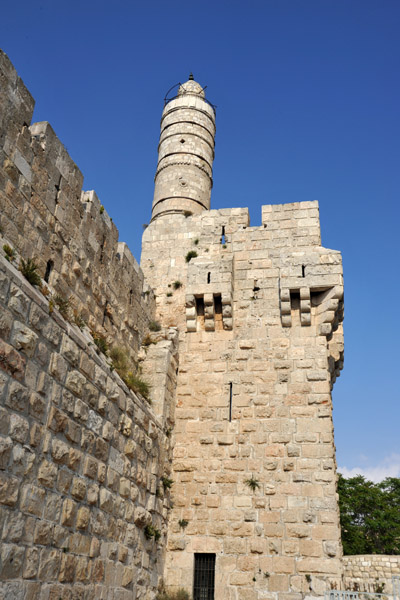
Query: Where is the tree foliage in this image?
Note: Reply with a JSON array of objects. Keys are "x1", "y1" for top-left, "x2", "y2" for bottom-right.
[{"x1": 338, "y1": 474, "x2": 400, "y2": 555}]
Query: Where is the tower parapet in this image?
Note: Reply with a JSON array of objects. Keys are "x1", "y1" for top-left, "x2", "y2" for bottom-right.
[{"x1": 151, "y1": 74, "x2": 216, "y2": 220}]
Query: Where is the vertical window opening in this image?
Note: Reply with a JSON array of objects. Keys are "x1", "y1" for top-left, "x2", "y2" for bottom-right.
[
  {"x1": 54, "y1": 175, "x2": 62, "y2": 205},
  {"x1": 207, "y1": 272, "x2": 211, "y2": 284},
  {"x1": 221, "y1": 225, "x2": 225, "y2": 245},
  {"x1": 214, "y1": 294, "x2": 222, "y2": 330},
  {"x1": 302, "y1": 265, "x2": 306, "y2": 277},
  {"x1": 103, "y1": 301, "x2": 113, "y2": 326},
  {"x1": 214, "y1": 295, "x2": 222, "y2": 314},
  {"x1": 194, "y1": 553, "x2": 215, "y2": 600},
  {"x1": 196, "y1": 297, "x2": 205, "y2": 316},
  {"x1": 229, "y1": 382, "x2": 232, "y2": 422},
  {"x1": 100, "y1": 235, "x2": 106, "y2": 264},
  {"x1": 129, "y1": 289, "x2": 133, "y2": 305},
  {"x1": 290, "y1": 290, "x2": 300, "y2": 324},
  {"x1": 44, "y1": 260, "x2": 54, "y2": 283},
  {"x1": 195, "y1": 296, "x2": 205, "y2": 330}
]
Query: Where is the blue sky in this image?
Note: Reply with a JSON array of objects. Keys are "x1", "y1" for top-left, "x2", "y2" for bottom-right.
[{"x1": 1, "y1": 0, "x2": 399, "y2": 480}]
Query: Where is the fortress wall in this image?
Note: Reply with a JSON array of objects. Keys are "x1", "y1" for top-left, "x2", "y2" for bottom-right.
[
  {"x1": 343, "y1": 555, "x2": 400, "y2": 594},
  {"x1": 0, "y1": 49, "x2": 155, "y2": 355},
  {"x1": 261, "y1": 201, "x2": 321, "y2": 248},
  {"x1": 141, "y1": 205, "x2": 345, "y2": 599},
  {"x1": 0, "y1": 254, "x2": 174, "y2": 599}
]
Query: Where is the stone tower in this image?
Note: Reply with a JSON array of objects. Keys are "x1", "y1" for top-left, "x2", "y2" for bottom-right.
[
  {"x1": 151, "y1": 75, "x2": 216, "y2": 220},
  {"x1": 141, "y1": 77, "x2": 345, "y2": 600}
]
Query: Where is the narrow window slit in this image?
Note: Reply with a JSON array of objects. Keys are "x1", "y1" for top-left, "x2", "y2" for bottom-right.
[
  {"x1": 44, "y1": 260, "x2": 54, "y2": 283},
  {"x1": 302, "y1": 265, "x2": 306, "y2": 277},
  {"x1": 102, "y1": 302, "x2": 109, "y2": 326},
  {"x1": 100, "y1": 235, "x2": 106, "y2": 264},
  {"x1": 207, "y1": 272, "x2": 211, "y2": 284},
  {"x1": 221, "y1": 225, "x2": 226, "y2": 245},
  {"x1": 54, "y1": 175, "x2": 62, "y2": 204},
  {"x1": 129, "y1": 289, "x2": 133, "y2": 305},
  {"x1": 229, "y1": 382, "x2": 233, "y2": 422}
]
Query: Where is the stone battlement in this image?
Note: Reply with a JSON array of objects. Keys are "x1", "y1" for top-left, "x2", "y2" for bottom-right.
[{"x1": 0, "y1": 50, "x2": 155, "y2": 357}]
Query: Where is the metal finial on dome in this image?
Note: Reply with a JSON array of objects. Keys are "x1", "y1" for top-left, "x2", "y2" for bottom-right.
[{"x1": 189, "y1": 72, "x2": 194, "y2": 80}]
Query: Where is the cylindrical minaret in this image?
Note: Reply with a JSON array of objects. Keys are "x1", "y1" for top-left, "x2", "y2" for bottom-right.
[{"x1": 151, "y1": 74, "x2": 216, "y2": 220}]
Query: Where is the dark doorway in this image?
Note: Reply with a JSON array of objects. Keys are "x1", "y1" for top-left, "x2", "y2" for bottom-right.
[{"x1": 193, "y1": 553, "x2": 215, "y2": 600}]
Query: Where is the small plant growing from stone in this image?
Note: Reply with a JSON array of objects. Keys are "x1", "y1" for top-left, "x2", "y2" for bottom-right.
[
  {"x1": 184, "y1": 211, "x2": 192, "y2": 218},
  {"x1": 161, "y1": 476, "x2": 173, "y2": 490},
  {"x1": 73, "y1": 309, "x2": 86, "y2": 330},
  {"x1": 109, "y1": 346, "x2": 150, "y2": 401},
  {"x1": 222, "y1": 244, "x2": 227, "y2": 249},
  {"x1": 144, "y1": 524, "x2": 161, "y2": 541},
  {"x1": 125, "y1": 372, "x2": 150, "y2": 401},
  {"x1": 40, "y1": 284, "x2": 51, "y2": 298},
  {"x1": 173, "y1": 281, "x2": 182, "y2": 290},
  {"x1": 91, "y1": 331, "x2": 109, "y2": 356},
  {"x1": 193, "y1": 238, "x2": 199, "y2": 245},
  {"x1": 53, "y1": 294, "x2": 72, "y2": 320},
  {"x1": 185, "y1": 250, "x2": 197, "y2": 263},
  {"x1": 156, "y1": 587, "x2": 191, "y2": 600},
  {"x1": 178, "y1": 519, "x2": 189, "y2": 529},
  {"x1": 149, "y1": 320, "x2": 161, "y2": 332},
  {"x1": 99, "y1": 205, "x2": 104, "y2": 214},
  {"x1": 19, "y1": 258, "x2": 41, "y2": 287},
  {"x1": 167, "y1": 292, "x2": 173, "y2": 297},
  {"x1": 144, "y1": 524, "x2": 156, "y2": 540},
  {"x1": 244, "y1": 476, "x2": 260, "y2": 491},
  {"x1": 142, "y1": 334, "x2": 156, "y2": 346},
  {"x1": 3, "y1": 244, "x2": 16, "y2": 262},
  {"x1": 374, "y1": 581, "x2": 385, "y2": 594}
]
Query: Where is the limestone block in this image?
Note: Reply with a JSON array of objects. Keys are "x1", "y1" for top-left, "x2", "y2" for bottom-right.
[
  {"x1": 65, "y1": 370, "x2": 86, "y2": 396},
  {"x1": 0, "y1": 544, "x2": 25, "y2": 578},
  {"x1": 10, "y1": 321, "x2": 38, "y2": 357},
  {"x1": 9, "y1": 413, "x2": 29, "y2": 443},
  {"x1": 6, "y1": 380, "x2": 29, "y2": 412},
  {"x1": 0, "y1": 338, "x2": 26, "y2": 381}
]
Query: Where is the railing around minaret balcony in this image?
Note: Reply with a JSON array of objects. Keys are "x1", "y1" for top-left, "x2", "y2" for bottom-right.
[{"x1": 163, "y1": 82, "x2": 217, "y2": 113}]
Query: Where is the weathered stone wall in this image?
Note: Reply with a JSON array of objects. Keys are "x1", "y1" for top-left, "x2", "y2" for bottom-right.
[
  {"x1": 0, "y1": 48, "x2": 181, "y2": 599},
  {"x1": 0, "y1": 49, "x2": 155, "y2": 355},
  {"x1": 0, "y1": 254, "x2": 175, "y2": 599},
  {"x1": 343, "y1": 555, "x2": 400, "y2": 594},
  {"x1": 141, "y1": 201, "x2": 345, "y2": 600}
]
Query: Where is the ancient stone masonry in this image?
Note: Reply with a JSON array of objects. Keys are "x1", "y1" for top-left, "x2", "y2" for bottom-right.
[
  {"x1": 4, "y1": 49, "x2": 393, "y2": 600},
  {"x1": 343, "y1": 556, "x2": 400, "y2": 595},
  {"x1": 141, "y1": 78, "x2": 345, "y2": 600},
  {"x1": 0, "y1": 49, "x2": 154, "y2": 355},
  {"x1": 0, "y1": 254, "x2": 179, "y2": 599},
  {"x1": 0, "y1": 48, "x2": 179, "y2": 599}
]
